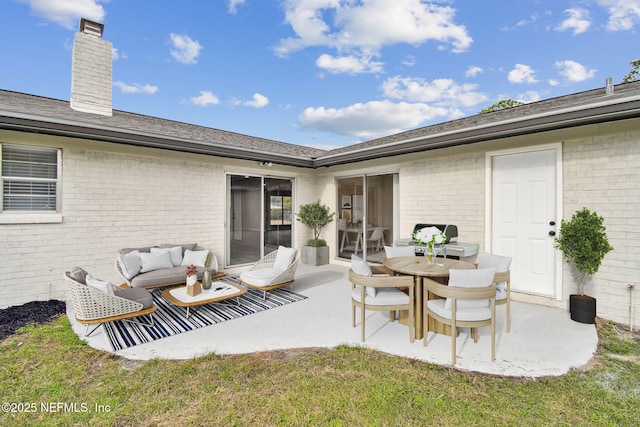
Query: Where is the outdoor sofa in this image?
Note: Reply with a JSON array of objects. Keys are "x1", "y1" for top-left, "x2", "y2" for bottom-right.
[{"x1": 115, "y1": 243, "x2": 220, "y2": 289}]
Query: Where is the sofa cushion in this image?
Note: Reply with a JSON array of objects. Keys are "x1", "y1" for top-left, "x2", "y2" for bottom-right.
[
  {"x1": 114, "y1": 287, "x2": 154, "y2": 309},
  {"x1": 151, "y1": 246, "x2": 183, "y2": 267},
  {"x1": 181, "y1": 249, "x2": 209, "y2": 267},
  {"x1": 129, "y1": 266, "x2": 205, "y2": 288},
  {"x1": 139, "y1": 251, "x2": 173, "y2": 273},
  {"x1": 351, "y1": 255, "x2": 376, "y2": 297},
  {"x1": 86, "y1": 274, "x2": 114, "y2": 295},
  {"x1": 160, "y1": 243, "x2": 197, "y2": 255},
  {"x1": 119, "y1": 246, "x2": 156, "y2": 255},
  {"x1": 118, "y1": 250, "x2": 141, "y2": 280},
  {"x1": 351, "y1": 287, "x2": 409, "y2": 306},
  {"x1": 69, "y1": 266, "x2": 89, "y2": 285}
]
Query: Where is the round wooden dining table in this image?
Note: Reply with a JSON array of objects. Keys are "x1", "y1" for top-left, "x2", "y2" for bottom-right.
[{"x1": 382, "y1": 256, "x2": 475, "y2": 339}]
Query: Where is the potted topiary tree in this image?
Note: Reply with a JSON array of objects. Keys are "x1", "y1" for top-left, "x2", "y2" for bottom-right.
[
  {"x1": 297, "y1": 200, "x2": 335, "y2": 265},
  {"x1": 554, "y1": 207, "x2": 613, "y2": 324}
]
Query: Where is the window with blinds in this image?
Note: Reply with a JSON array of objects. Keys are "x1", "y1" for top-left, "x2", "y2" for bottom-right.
[{"x1": 1, "y1": 144, "x2": 60, "y2": 212}]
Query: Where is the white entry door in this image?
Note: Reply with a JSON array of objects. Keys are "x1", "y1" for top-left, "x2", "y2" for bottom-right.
[{"x1": 489, "y1": 146, "x2": 560, "y2": 298}]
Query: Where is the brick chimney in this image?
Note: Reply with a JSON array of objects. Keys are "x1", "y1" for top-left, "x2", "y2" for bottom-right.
[{"x1": 70, "y1": 18, "x2": 112, "y2": 116}]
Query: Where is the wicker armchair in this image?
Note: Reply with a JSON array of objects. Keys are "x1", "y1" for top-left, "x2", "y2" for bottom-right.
[
  {"x1": 239, "y1": 247, "x2": 300, "y2": 299},
  {"x1": 64, "y1": 271, "x2": 156, "y2": 336}
]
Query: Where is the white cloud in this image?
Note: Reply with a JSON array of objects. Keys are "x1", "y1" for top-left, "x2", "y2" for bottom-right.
[
  {"x1": 169, "y1": 33, "x2": 203, "y2": 64},
  {"x1": 597, "y1": 0, "x2": 640, "y2": 31},
  {"x1": 299, "y1": 100, "x2": 453, "y2": 140},
  {"x1": 190, "y1": 91, "x2": 220, "y2": 106},
  {"x1": 114, "y1": 82, "x2": 158, "y2": 94},
  {"x1": 244, "y1": 93, "x2": 270, "y2": 108},
  {"x1": 516, "y1": 91, "x2": 542, "y2": 103},
  {"x1": 19, "y1": 0, "x2": 106, "y2": 29},
  {"x1": 556, "y1": 8, "x2": 591, "y2": 35},
  {"x1": 228, "y1": 0, "x2": 246, "y2": 14},
  {"x1": 508, "y1": 64, "x2": 538, "y2": 84},
  {"x1": 381, "y1": 76, "x2": 487, "y2": 108},
  {"x1": 465, "y1": 66, "x2": 483, "y2": 78},
  {"x1": 402, "y1": 55, "x2": 416, "y2": 67},
  {"x1": 316, "y1": 53, "x2": 383, "y2": 74},
  {"x1": 555, "y1": 60, "x2": 597, "y2": 82},
  {"x1": 275, "y1": 0, "x2": 472, "y2": 74}
]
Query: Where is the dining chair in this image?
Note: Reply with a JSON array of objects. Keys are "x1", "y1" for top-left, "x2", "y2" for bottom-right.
[
  {"x1": 383, "y1": 245, "x2": 416, "y2": 258},
  {"x1": 349, "y1": 255, "x2": 415, "y2": 342},
  {"x1": 476, "y1": 252, "x2": 512, "y2": 332},
  {"x1": 366, "y1": 227, "x2": 385, "y2": 252},
  {"x1": 423, "y1": 267, "x2": 497, "y2": 366}
]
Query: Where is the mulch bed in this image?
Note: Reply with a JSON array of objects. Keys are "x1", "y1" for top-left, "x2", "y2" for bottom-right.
[{"x1": 0, "y1": 300, "x2": 66, "y2": 341}]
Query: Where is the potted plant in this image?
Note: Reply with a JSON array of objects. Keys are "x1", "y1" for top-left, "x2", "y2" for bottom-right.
[
  {"x1": 297, "y1": 200, "x2": 335, "y2": 265},
  {"x1": 554, "y1": 207, "x2": 613, "y2": 324}
]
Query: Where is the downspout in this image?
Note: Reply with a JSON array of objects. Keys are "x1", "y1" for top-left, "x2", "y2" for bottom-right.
[{"x1": 629, "y1": 284, "x2": 636, "y2": 332}]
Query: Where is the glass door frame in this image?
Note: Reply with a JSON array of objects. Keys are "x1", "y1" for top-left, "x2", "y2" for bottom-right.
[{"x1": 225, "y1": 173, "x2": 294, "y2": 268}]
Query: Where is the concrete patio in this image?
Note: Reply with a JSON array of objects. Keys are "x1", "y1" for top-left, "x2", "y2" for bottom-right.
[{"x1": 67, "y1": 263, "x2": 599, "y2": 378}]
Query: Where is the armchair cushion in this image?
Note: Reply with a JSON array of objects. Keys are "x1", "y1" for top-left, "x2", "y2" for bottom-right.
[
  {"x1": 444, "y1": 267, "x2": 496, "y2": 310},
  {"x1": 181, "y1": 249, "x2": 209, "y2": 267},
  {"x1": 273, "y1": 246, "x2": 296, "y2": 271},
  {"x1": 114, "y1": 287, "x2": 154, "y2": 309},
  {"x1": 240, "y1": 268, "x2": 280, "y2": 288},
  {"x1": 69, "y1": 266, "x2": 89, "y2": 285},
  {"x1": 86, "y1": 274, "x2": 114, "y2": 295},
  {"x1": 139, "y1": 251, "x2": 173, "y2": 273}
]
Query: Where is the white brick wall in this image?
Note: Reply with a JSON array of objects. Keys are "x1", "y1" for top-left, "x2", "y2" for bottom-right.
[
  {"x1": 70, "y1": 32, "x2": 112, "y2": 116},
  {"x1": 561, "y1": 132, "x2": 640, "y2": 325}
]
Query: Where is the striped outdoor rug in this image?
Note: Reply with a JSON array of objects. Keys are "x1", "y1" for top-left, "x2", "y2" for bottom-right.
[{"x1": 103, "y1": 276, "x2": 307, "y2": 351}]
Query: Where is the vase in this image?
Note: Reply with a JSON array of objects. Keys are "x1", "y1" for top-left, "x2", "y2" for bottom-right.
[
  {"x1": 426, "y1": 245, "x2": 435, "y2": 265},
  {"x1": 186, "y1": 274, "x2": 197, "y2": 286},
  {"x1": 202, "y1": 269, "x2": 212, "y2": 290}
]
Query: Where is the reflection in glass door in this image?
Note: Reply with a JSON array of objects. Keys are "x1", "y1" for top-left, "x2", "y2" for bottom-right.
[
  {"x1": 336, "y1": 174, "x2": 395, "y2": 262},
  {"x1": 227, "y1": 175, "x2": 293, "y2": 267}
]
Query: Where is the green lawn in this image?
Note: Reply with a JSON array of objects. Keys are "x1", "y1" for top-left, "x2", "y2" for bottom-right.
[{"x1": 1, "y1": 316, "x2": 639, "y2": 426}]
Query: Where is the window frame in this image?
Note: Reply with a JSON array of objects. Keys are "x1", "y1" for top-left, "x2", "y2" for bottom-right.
[{"x1": 0, "y1": 143, "x2": 63, "y2": 224}]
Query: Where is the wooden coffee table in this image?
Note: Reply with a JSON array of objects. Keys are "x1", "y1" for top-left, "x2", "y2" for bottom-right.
[{"x1": 161, "y1": 281, "x2": 247, "y2": 318}]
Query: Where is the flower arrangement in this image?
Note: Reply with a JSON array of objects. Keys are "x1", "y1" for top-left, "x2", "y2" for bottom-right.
[
  {"x1": 186, "y1": 264, "x2": 198, "y2": 278},
  {"x1": 413, "y1": 227, "x2": 446, "y2": 263},
  {"x1": 185, "y1": 264, "x2": 201, "y2": 296},
  {"x1": 413, "y1": 227, "x2": 446, "y2": 247}
]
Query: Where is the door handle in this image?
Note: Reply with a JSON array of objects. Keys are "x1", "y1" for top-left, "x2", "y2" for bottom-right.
[
  {"x1": 548, "y1": 231, "x2": 556, "y2": 236},
  {"x1": 549, "y1": 221, "x2": 556, "y2": 226}
]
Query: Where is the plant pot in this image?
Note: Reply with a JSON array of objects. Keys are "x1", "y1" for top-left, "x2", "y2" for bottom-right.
[
  {"x1": 569, "y1": 294, "x2": 596, "y2": 324},
  {"x1": 302, "y1": 245, "x2": 329, "y2": 266}
]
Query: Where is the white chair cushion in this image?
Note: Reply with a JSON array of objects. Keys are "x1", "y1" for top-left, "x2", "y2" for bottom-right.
[
  {"x1": 351, "y1": 255, "x2": 375, "y2": 297},
  {"x1": 151, "y1": 246, "x2": 183, "y2": 267},
  {"x1": 273, "y1": 246, "x2": 296, "y2": 271},
  {"x1": 477, "y1": 252, "x2": 511, "y2": 294},
  {"x1": 86, "y1": 274, "x2": 114, "y2": 295},
  {"x1": 352, "y1": 287, "x2": 409, "y2": 306},
  {"x1": 240, "y1": 268, "x2": 280, "y2": 288},
  {"x1": 180, "y1": 249, "x2": 209, "y2": 267},
  {"x1": 118, "y1": 250, "x2": 141, "y2": 280},
  {"x1": 383, "y1": 245, "x2": 415, "y2": 258},
  {"x1": 428, "y1": 299, "x2": 492, "y2": 322},
  {"x1": 139, "y1": 251, "x2": 173, "y2": 273},
  {"x1": 444, "y1": 267, "x2": 496, "y2": 310}
]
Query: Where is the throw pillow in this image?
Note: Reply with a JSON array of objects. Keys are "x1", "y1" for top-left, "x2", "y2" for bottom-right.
[
  {"x1": 139, "y1": 251, "x2": 174, "y2": 273},
  {"x1": 273, "y1": 246, "x2": 296, "y2": 271},
  {"x1": 181, "y1": 249, "x2": 209, "y2": 267},
  {"x1": 86, "y1": 274, "x2": 114, "y2": 295},
  {"x1": 351, "y1": 255, "x2": 376, "y2": 297},
  {"x1": 151, "y1": 246, "x2": 183, "y2": 267},
  {"x1": 444, "y1": 267, "x2": 496, "y2": 310},
  {"x1": 118, "y1": 250, "x2": 141, "y2": 280},
  {"x1": 69, "y1": 266, "x2": 89, "y2": 285}
]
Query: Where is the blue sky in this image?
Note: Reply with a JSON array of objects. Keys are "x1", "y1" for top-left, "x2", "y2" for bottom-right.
[{"x1": 2, "y1": 0, "x2": 639, "y2": 149}]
